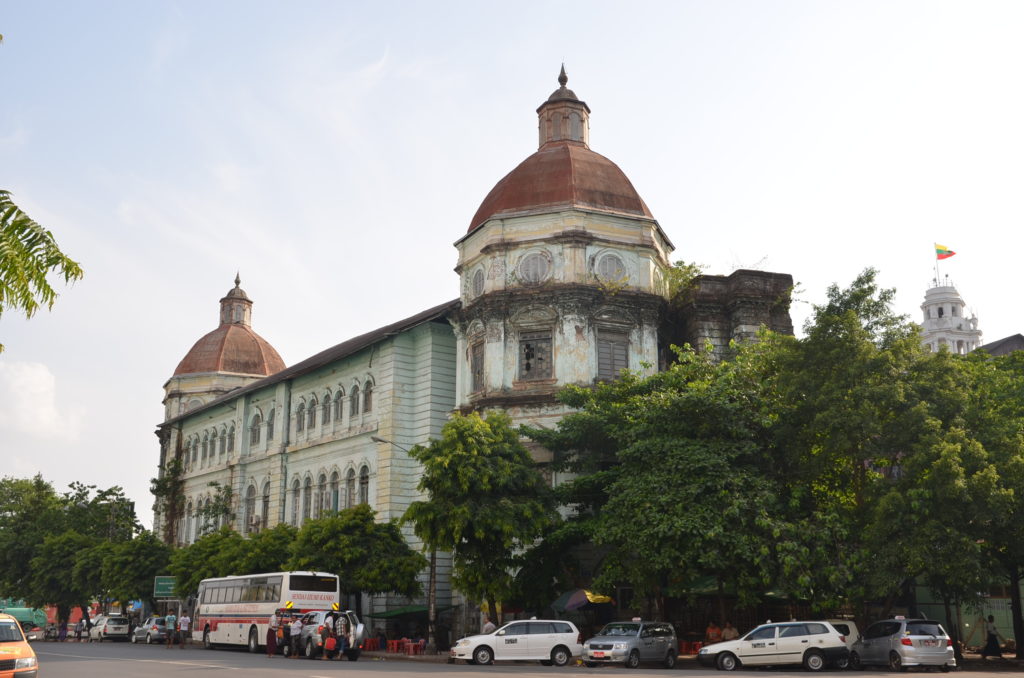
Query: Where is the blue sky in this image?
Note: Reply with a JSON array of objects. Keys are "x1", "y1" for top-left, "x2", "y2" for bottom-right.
[{"x1": 3, "y1": 1, "x2": 1023, "y2": 527}]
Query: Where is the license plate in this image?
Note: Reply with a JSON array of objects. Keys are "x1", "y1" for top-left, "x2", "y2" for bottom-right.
[
  {"x1": 923, "y1": 639, "x2": 938, "y2": 647},
  {"x1": 593, "y1": 652, "x2": 605, "y2": 657}
]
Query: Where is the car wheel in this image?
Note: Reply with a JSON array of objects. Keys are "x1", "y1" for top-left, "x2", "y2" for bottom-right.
[
  {"x1": 849, "y1": 651, "x2": 862, "y2": 670},
  {"x1": 248, "y1": 628, "x2": 259, "y2": 653},
  {"x1": 146, "y1": 633, "x2": 154, "y2": 645},
  {"x1": 551, "y1": 646, "x2": 571, "y2": 667},
  {"x1": 203, "y1": 628, "x2": 212, "y2": 649},
  {"x1": 473, "y1": 646, "x2": 494, "y2": 665},
  {"x1": 835, "y1": 656, "x2": 849, "y2": 670},
  {"x1": 304, "y1": 639, "x2": 315, "y2": 659},
  {"x1": 130, "y1": 632, "x2": 137, "y2": 644},
  {"x1": 888, "y1": 651, "x2": 904, "y2": 672},
  {"x1": 664, "y1": 651, "x2": 677, "y2": 669},
  {"x1": 940, "y1": 664, "x2": 951, "y2": 673},
  {"x1": 804, "y1": 649, "x2": 826, "y2": 671},
  {"x1": 626, "y1": 650, "x2": 641, "y2": 669},
  {"x1": 717, "y1": 652, "x2": 739, "y2": 671}
]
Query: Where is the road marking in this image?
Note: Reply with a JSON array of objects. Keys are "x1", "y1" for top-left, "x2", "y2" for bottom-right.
[{"x1": 37, "y1": 650, "x2": 240, "y2": 670}]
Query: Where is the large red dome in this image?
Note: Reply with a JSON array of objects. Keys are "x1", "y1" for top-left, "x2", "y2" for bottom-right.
[
  {"x1": 173, "y1": 323, "x2": 285, "y2": 377},
  {"x1": 468, "y1": 141, "x2": 652, "y2": 233}
]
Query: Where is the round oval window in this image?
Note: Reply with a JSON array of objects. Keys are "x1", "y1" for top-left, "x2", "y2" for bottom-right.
[
  {"x1": 519, "y1": 253, "x2": 550, "y2": 284},
  {"x1": 596, "y1": 254, "x2": 626, "y2": 282},
  {"x1": 472, "y1": 269, "x2": 485, "y2": 297}
]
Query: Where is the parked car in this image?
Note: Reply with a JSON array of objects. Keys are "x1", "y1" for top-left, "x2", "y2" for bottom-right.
[
  {"x1": 89, "y1": 615, "x2": 131, "y2": 642},
  {"x1": 697, "y1": 620, "x2": 849, "y2": 671},
  {"x1": 827, "y1": 619, "x2": 860, "y2": 668},
  {"x1": 295, "y1": 609, "x2": 364, "y2": 660},
  {"x1": 19, "y1": 621, "x2": 43, "y2": 642},
  {"x1": 450, "y1": 619, "x2": 582, "y2": 666},
  {"x1": 583, "y1": 620, "x2": 678, "y2": 668},
  {"x1": 0, "y1": 612, "x2": 38, "y2": 675},
  {"x1": 130, "y1": 615, "x2": 169, "y2": 644},
  {"x1": 850, "y1": 618, "x2": 955, "y2": 672}
]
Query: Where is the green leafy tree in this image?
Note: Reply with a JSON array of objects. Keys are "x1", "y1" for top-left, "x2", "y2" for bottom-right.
[
  {"x1": 0, "y1": 475, "x2": 65, "y2": 598},
  {"x1": 25, "y1": 531, "x2": 96, "y2": 623},
  {"x1": 0, "y1": 190, "x2": 83, "y2": 352},
  {"x1": 237, "y1": 522, "x2": 297, "y2": 574},
  {"x1": 168, "y1": 526, "x2": 246, "y2": 597},
  {"x1": 404, "y1": 411, "x2": 557, "y2": 624},
  {"x1": 289, "y1": 504, "x2": 426, "y2": 598},
  {"x1": 102, "y1": 531, "x2": 174, "y2": 609}
]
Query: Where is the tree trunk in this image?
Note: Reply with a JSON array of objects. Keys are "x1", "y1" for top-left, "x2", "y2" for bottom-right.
[
  {"x1": 1009, "y1": 564, "x2": 1023, "y2": 660},
  {"x1": 426, "y1": 548, "x2": 437, "y2": 654},
  {"x1": 716, "y1": 578, "x2": 727, "y2": 628},
  {"x1": 943, "y1": 594, "x2": 962, "y2": 663}
]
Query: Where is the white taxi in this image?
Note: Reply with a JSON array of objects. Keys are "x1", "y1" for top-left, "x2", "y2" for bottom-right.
[
  {"x1": 450, "y1": 619, "x2": 582, "y2": 666},
  {"x1": 698, "y1": 620, "x2": 849, "y2": 671}
]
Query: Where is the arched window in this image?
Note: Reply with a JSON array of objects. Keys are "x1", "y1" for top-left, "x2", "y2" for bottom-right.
[
  {"x1": 184, "y1": 441, "x2": 192, "y2": 470},
  {"x1": 334, "y1": 390, "x2": 344, "y2": 421},
  {"x1": 219, "y1": 429, "x2": 227, "y2": 457},
  {"x1": 350, "y1": 385, "x2": 360, "y2": 417},
  {"x1": 261, "y1": 482, "x2": 271, "y2": 529},
  {"x1": 317, "y1": 473, "x2": 327, "y2": 517},
  {"x1": 267, "y1": 409, "x2": 275, "y2": 441},
  {"x1": 359, "y1": 466, "x2": 370, "y2": 505},
  {"x1": 291, "y1": 479, "x2": 300, "y2": 525},
  {"x1": 250, "y1": 413, "x2": 262, "y2": 445},
  {"x1": 296, "y1": 403, "x2": 305, "y2": 432},
  {"x1": 329, "y1": 471, "x2": 340, "y2": 512},
  {"x1": 322, "y1": 395, "x2": 332, "y2": 425},
  {"x1": 202, "y1": 435, "x2": 209, "y2": 465},
  {"x1": 363, "y1": 382, "x2": 373, "y2": 413},
  {"x1": 302, "y1": 477, "x2": 312, "y2": 522},
  {"x1": 227, "y1": 425, "x2": 235, "y2": 452},
  {"x1": 191, "y1": 438, "x2": 199, "y2": 465},
  {"x1": 244, "y1": 485, "x2": 257, "y2": 534},
  {"x1": 307, "y1": 397, "x2": 317, "y2": 429},
  {"x1": 345, "y1": 469, "x2": 356, "y2": 509}
]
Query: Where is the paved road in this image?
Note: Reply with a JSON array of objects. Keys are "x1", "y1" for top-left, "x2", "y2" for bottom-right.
[{"x1": 33, "y1": 642, "x2": 1014, "y2": 678}]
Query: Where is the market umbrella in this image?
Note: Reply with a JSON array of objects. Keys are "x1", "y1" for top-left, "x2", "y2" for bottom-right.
[{"x1": 551, "y1": 589, "x2": 613, "y2": 612}]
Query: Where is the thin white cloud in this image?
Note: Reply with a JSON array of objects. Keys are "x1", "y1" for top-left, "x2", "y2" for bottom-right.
[{"x1": 0, "y1": 361, "x2": 80, "y2": 441}]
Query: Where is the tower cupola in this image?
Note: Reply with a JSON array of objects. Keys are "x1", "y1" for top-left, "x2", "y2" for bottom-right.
[{"x1": 536, "y1": 65, "x2": 591, "y2": 148}]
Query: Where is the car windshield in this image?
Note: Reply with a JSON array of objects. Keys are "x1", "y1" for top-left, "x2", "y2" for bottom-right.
[
  {"x1": 0, "y1": 621, "x2": 23, "y2": 642},
  {"x1": 598, "y1": 623, "x2": 640, "y2": 636}
]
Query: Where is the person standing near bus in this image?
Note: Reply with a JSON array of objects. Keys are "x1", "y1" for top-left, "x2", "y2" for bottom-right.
[
  {"x1": 289, "y1": 615, "x2": 303, "y2": 658},
  {"x1": 178, "y1": 612, "x2": 190, "y2": 648},
  {"x1": 164, "y1": 611, "x2": 177, "y2": 649},
  {"x1": 266, "y1": 611, "x2": 278, "y2": 657}
]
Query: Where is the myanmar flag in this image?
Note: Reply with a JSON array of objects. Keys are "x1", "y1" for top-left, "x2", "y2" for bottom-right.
[{"x1": 935, "y1": 243, "x2": 956, "y2": 260}]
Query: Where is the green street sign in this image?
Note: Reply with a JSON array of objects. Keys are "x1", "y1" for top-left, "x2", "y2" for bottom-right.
[{"x1": 154, "y1": 576, "x2": 176, "y2": 598}]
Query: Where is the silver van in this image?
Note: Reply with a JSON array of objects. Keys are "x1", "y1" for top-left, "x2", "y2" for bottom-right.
[
  {"x1": 583, "y1": 620, "x2": 678, "y2": 668},
  {"x1": 851, "y1": 618, "x2": 954, "y2": 671},
  {"x1": 296, "y1": 609, "x2": 364, "y2": 660}
]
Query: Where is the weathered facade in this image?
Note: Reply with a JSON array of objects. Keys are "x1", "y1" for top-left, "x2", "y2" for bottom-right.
[{"x1": 154, "y1": 68, "x2": 795, "y2": 622}]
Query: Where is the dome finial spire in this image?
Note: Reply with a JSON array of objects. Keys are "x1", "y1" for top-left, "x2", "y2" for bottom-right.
[
  {"x1": 234, "y1": 272, "x2": 241, "y2": 287},
  {"x1": 558, "y1": 63, "x2": 568, "y2": 87}
]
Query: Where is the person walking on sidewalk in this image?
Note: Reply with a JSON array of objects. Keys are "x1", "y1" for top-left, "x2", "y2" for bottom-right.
[{"x1": 164, "y1": 611, "x2": 177, "y2": 649}]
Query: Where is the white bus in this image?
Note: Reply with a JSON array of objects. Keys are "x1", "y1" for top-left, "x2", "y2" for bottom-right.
[{"x1": 193, "y1": 571, "x2": 340, "y2": 652}]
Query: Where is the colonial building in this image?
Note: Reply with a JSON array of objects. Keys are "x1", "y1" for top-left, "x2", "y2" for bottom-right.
[{"x1": 154, "y1": 68, "x2": 794, "y2": 620}]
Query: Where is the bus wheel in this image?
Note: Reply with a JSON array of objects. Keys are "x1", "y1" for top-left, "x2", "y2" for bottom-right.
[
  {"x1": 248, "y1": 627, "x2": 259, "y2": 653},
  {"x1": 203, "y1": 628, "x2": 212, "y2": 649}
]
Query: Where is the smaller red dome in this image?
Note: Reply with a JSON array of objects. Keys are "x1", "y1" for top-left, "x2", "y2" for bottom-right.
[
  {"x1": 173, "y1": 324, "x2": 285, "y2": 377},
  {"x1": 468, "y1": 141, "x2": 652, "y2": 233}
]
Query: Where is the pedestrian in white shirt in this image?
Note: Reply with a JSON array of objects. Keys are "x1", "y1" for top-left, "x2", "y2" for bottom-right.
[{"x1": 178, "y1": 613, "x2": 190, "y2": 648}]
